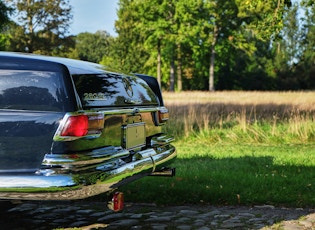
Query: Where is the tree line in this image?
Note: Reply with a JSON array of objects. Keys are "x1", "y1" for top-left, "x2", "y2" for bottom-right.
[{"x1": 1, "y1": 0, "x2": 315, "y2": 91}]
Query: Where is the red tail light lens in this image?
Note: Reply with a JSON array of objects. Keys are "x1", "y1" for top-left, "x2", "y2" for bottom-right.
[
  {"x1": 54, "y1": 113, "x2": 104, "y2": 141},
  {"x1": 60, "y1": 115, "x2": 89, "y2": 137}
]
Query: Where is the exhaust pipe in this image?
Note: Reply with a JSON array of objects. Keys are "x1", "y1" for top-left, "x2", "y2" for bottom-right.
[{"x1": 150, "y1": 167, "x2": 176, "y2": 177}]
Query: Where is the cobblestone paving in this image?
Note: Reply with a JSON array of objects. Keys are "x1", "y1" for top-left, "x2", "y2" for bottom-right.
[{"x1": 1, "y1": 201, "x2": 315, "y2": 229}]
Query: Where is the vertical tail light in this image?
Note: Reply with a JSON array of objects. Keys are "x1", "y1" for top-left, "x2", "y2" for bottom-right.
[
  {"x1": 155, "y1": 107, "x2": 169, "y2": 125},
  {"x1": 55, "y1": 113, "x2": 104, "y2": 141},
  {"x1": 108, "y1": 192, "x2": 124, "y2": 212}
]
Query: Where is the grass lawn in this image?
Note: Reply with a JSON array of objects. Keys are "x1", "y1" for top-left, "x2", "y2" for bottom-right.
[
  {"x1": 120, "y1": 91, "x2": 315, "y2": 208},
  {"x1": 121, "y1": 140, "x2": 315, "y2": 207}
]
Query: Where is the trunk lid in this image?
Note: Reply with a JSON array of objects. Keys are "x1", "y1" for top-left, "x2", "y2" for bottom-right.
[{"x1": 72, "y1": 73, "x2": 160, "y2": 108}]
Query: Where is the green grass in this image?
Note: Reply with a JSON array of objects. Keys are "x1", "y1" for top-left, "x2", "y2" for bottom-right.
[
  {"x1": 120, "y1": 136, "x2": 315, "y2": 208},
  {"x1": 119, "y1": 92, "x2": 315, "y2": 207}
]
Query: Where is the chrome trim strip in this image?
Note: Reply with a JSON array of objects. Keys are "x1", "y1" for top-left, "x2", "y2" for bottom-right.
[
  {"x1": 96, "y1": 106, "x2": 167, "y2": 115},
  {"x1": 0, "y1": 145, "x2": 176, "y2": 200},
  {"x1": 132, "y1": 148, "x2": 157, "y2": 161},
  {"x1": 151, "y1": 135, "x2": 175, "y2": 147},
  {"x1": 42, "y1": 146, "x2": 130, "y2": 166}
]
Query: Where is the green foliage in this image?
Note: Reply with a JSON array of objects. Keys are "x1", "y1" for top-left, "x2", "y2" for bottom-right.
[
  {"x1": 72, "y1": 31, "x2": 112, "y2": 63},
  {"x1": 104, "y1": 0, "x2": 149, "y2": 73},
  {"x1": 236, "y1": 0, "x2": 291, "y2": 41},
  {"x1": 4, "y1": 0, "x2": 73, "y2": 55},
  {"x1": 4, "y1": 0, "x2": 315, "y2": 91},
  {"x1": 0, "y1": 33, "x2": 10, "y2": 51},
  {"x1": 111, "y1": 0, "x2": 291, "y2": 91},
  {"x1": 0, "y1": 0, "x2": 13, "y2": 50},
  {"x1": 0, "y1": 0, "x2": 12, "y2": 31}
]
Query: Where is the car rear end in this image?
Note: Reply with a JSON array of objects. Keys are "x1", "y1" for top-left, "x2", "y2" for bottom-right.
[{"x1": 0, "y1": 52, "x2": 176, "y2": 201}]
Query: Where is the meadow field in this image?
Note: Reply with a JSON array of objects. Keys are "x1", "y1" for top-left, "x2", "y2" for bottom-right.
[
  {"x1": 163, "y1": 91, "x2": 315, "y2": 142},
  {"x1": 121, "y1": 91, "x2": 315, "y2": 207}
]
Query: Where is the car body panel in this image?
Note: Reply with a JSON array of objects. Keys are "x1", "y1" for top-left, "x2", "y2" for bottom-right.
[{"x1": 0, "y1": 110, "x2": 62, "y2": 171}]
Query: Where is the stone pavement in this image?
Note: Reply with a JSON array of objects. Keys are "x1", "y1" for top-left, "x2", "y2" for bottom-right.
[{"x1": 1, "y1": 201, "x2": 315, "y2": 229}]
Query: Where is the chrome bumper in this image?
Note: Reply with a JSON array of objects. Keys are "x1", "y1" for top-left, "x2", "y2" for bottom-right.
[{"x1": 0, "y1": 141, "x2": 176, "y2": 200}]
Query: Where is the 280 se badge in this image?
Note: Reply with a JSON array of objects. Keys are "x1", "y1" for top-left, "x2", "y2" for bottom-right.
[
  {"x1": 83, "y1": 92, "x2": 108, "y2": 101},
  {"x1": 0, "y1": 52, "x2": 176, "y2": 208}
]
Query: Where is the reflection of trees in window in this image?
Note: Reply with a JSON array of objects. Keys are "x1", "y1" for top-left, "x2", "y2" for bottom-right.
[{"x1": 0, "y1": 86, "x2": 62, "y2": 111}]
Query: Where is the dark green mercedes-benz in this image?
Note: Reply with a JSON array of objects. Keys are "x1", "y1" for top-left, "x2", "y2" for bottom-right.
[{"x1": 0, "y1": 52, "x2": 176, "y2": 205}]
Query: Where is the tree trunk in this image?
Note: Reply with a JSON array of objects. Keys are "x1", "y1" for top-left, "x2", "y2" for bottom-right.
[
  {"x1": 157, "y1": 38, "x2": 161, "y2": 87},
  {"x1": 169, "y1": 58, "x2": 175, "y2": 92},
  {"x1": 177, "y1": 44, "x2": 182, "y2": 91},
  {"x1": 209, "y1": 45, "x2": 215, "y2": 91},
  {"x1": 209, "y1": 26, "x2": 218, "y2": 92},
  {"x1": 27, "y1": 0, "x2": 34, "y2": 53}
]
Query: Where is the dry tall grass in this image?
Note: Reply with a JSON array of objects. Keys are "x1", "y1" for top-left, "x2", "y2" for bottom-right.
[{"x1": 163, "y1": 91, "x2": 315, "y2": 143}]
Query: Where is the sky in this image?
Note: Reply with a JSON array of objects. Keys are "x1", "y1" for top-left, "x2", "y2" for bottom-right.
[{"x1": 69, "y1": 0, "x2": 119, "y2": 36}]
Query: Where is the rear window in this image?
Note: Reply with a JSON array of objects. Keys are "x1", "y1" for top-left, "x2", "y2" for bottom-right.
[
  {"x1": 0, "y1": 69, "x2": 69, "y2": 111},
  {"x1": 73, "y1": 73, "x2": 159, "y2": 108}
]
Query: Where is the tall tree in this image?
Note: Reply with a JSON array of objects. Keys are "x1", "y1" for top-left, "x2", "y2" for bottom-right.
[
  {"x1": 202, "y1": 0, "x2": 291, "y2": 91},
  {"x1": 4, "y1": 0, "x2": 73, "y2": 54},
  {"x1": 134, "y1": 0, "x2": 179, "y2": 90},
  {"x1": 205, "y1": 0, "x2": 240, "y2": 91},
  {"x1": 112, "y1": 0, "x2": 293, "y2": 91},
  {"x1": 175, "y1": 0, "x2": 240, "y2": 91},
  {"x1": 269, "y1": 2, "x2": 299, "y2": 89},
  {"x1": 175, "y1": 0, "x2": 208, "y2": 91},
  {"x1": 282, "y1": 2, "x2": 300, "y2": 66},
  {"x1": 107, "y1": 0, "x2": 149, "y2": 73},
  {"x1": 295, "y1": 0, "x2": 315, "y2": 89}
]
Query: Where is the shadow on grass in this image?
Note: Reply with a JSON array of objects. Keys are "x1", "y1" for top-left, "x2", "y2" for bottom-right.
[
  {"x1": 111, "y1": 154, "x2": 315, "y2": 228},
  {"x1": 121, "y1": 155, "x2": 315, "y2": 208}
]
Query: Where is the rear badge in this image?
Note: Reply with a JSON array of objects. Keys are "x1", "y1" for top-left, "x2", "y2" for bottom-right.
[{"x1": 83, "y1": 92, "x2": 107, "y2": 101}]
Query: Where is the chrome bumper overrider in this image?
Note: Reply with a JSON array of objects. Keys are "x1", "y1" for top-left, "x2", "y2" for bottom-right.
[{"x1": 0, "y1": 142, "x2": 176, "y2": 200}]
